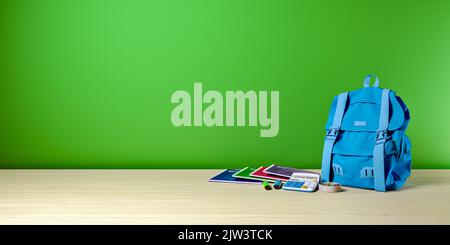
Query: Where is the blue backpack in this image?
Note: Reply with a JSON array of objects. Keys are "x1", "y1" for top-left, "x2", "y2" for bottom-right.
[{"x1": 321, "y1": 75, "x2": 411, "y2": 192}]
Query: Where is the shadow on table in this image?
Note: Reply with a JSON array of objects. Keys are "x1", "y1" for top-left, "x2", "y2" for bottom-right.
[{"x1": 399, "y1": 176, "x2": 447, "y2": 191}]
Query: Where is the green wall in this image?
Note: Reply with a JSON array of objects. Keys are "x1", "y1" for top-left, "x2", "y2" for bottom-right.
[{"x1": 1, "y1": 0, "x2": 449, "y2": 169}]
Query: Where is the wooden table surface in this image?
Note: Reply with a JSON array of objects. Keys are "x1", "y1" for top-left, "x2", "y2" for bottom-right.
[{"x1": 0, "y1": 169, "x2": 449, "y2": 224}]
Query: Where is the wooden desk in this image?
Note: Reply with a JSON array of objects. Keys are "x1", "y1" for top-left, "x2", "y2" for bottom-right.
[{"x1": 0, "y1": 170, "x2": 448, "y2": 224}]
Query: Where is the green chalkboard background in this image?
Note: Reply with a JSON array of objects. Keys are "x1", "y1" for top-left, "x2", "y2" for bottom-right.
[{"x1": 1, "y1": 0, "x2": 449, "y2": 168}]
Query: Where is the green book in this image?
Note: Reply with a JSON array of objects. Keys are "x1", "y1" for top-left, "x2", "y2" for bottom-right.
[{"x1": 233, "y1": 167, "x2": 276, "y2": 183}]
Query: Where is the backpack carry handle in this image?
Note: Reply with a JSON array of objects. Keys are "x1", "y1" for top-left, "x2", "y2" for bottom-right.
[{"x1": 363, "y1": 74, "x2": 379, "y2": 88}]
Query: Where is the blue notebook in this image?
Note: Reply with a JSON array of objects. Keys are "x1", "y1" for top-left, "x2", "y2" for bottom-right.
[{"x1": 209, "y1": 169, "x2": 262, "y2": 184}]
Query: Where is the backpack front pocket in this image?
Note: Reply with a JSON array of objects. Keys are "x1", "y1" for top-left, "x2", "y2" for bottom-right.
[{"x1": 331, "y1": 154, "x2": 375, "y2": 189}]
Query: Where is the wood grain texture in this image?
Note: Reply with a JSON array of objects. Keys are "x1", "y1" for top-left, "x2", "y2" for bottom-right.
[{"x1": 0, "y1": 170, "x2": 449, "y2": 224}]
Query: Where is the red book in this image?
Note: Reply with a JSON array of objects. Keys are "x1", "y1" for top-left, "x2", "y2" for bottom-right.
[{"x1": 250, "y1": 166, "x2": 289, "y2": 182}]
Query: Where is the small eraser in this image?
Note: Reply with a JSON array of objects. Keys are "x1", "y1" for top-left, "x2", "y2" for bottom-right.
[
  {"x1": 273, "y1": 180, "x2": 282, "y2": 189},
  {"x1": 262, "y1": 180, "x2": 272, "y2": 190}
]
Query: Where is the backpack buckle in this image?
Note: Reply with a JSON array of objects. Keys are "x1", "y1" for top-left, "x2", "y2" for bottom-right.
[
  {"x1": 326, "y1": 127, "x2": 340, "y2": 140},
  {"x1": 376, "y1": 129, "x2": 388, "y2": 144}
]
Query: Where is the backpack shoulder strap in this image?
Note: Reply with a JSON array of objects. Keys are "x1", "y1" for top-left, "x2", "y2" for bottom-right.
[
  {"x1": 373, "y1": 89, "x2": 390, "y2": 191},
  {"x1": 321, "y1": 92, "x2": 348, "y2": 182}
]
